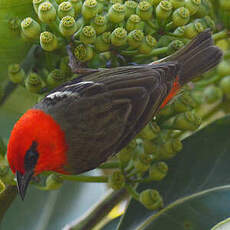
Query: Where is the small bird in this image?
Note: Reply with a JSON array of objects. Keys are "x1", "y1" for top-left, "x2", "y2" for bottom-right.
[{"x1": 7, "y1": 30, "x2": 222, "y2": 200}]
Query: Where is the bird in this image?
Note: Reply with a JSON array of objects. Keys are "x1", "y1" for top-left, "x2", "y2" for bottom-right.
[{"x1": 7, "y1": 30, "x2": 222, "y2": 200}]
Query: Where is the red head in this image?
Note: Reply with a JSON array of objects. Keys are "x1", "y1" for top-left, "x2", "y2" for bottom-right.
[{"x1": 7, "y1": 109, "x2": 68, "y2": 199}]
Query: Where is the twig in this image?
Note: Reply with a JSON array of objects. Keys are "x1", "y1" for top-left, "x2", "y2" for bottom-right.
[
  {"x1": 63, "y1": 189, "x2": 128, "y2": 230},
  {"x1": 0, "y1": 185, "x2": 17, "y2": 223}
]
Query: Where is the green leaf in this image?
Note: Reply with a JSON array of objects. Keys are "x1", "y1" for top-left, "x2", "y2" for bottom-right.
[
  {"x1": 118, "y1": 115, "x2": 230, "y2": 230},
  {"x1": 2, "y1": 171, "x2": 106, "y2": 230}
]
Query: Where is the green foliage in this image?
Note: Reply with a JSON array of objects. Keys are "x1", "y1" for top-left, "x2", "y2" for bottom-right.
[{"x1": 0, "y1": 0, "x2": 230, "y2": 229}]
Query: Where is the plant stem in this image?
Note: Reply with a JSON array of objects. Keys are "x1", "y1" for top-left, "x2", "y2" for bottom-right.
[
  {"x1": 99, "y1": 161, "x2": 120, "y2": 169},
  {"x1": 0, "y1": 185, "x2": 17, "y2": 223},
  {"x1": 125, "y1": 184, "x2": 139, "y2": 201},
  {"x1": 63, "y1": 189, "x2": 128, "y2": 230},
  {"x1": 61, "y1": 175, "x2": 109, "y2": 183}
]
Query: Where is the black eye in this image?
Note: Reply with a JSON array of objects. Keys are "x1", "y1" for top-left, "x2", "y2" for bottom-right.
[{"x1": 24, "y1": 141, "x2": 39, "y2": 172}]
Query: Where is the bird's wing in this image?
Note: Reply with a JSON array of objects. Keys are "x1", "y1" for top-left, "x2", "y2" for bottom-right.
[{"x1": 37, "y1": 63, "x2": 179, "y2": 173}]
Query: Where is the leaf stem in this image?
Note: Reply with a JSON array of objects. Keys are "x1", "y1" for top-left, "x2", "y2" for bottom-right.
[
  {"x1": 125, "y1": 184, "x2": 139, "y2": 201},
  {"x1": 99, "y1": 161, "x2": 120, "y2": 169},
  {"x1": 61, "y1": 174, "x2": 109, "y2": 183}
]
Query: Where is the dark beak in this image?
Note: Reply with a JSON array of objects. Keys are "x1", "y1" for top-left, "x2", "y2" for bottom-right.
[{"x1": 16, "y1": 170, "x2": 34, "y2": 200}]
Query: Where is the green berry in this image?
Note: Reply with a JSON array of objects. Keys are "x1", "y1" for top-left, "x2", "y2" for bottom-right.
[
  {"x1": 47, "y1": 69, "x2": 66, "y2": 87},
  {"x1": 139, "y1": 189, "x2": 163, "y2": 210},
  {"x1": 125, "y1": 1, "x2": 138, "y2": 18},
  {"x1": 58, "y1": 2, "x2": 75, "y2": 19},
  {"x1": 204, "y1": 86, "x2": 223, "y2": 104},
  {"x1": 136, "y1": 1, "x2": 153, "y2": 20},
  {"x1": 219, "y1": 76, "x2": 230, "y2": 99},
  {"x1": 217, "y1": 60, "x2": 230, "y2": 77},
  {"x1": 111, "y1": 27, "x2": 127, "y2": 46},
  {"x1": 38, "y1": 2, "x2": 57, "y2": 24},
  {"x1": 108, "y1": 171, "x2": 125, "y2": 190},
  {"x1": 172, "y1": 7, "x2": 190, "y2": 27},
  {"x1": 25, "y1": 72, "x2": 44, "y2": 94},
  {"x1": 8, "y1": 64, "x2": 26, "y2": 84},
  {"x1": 139, "y1": 35, "x2": 157, "y2": 54},
  {"x1": 74, "y1": 44, "x2": 94, "y2": 62},
  {"x1": 94, "y1": 32, "x2": 111, "y2": 52},
  {"x1": 59, "y1": 16, "x2": 78, "y2": 37},
  {"x1": 81, "y1": 0, "x2": 98, "y2": 20},
  {"x1": 156, "y1": 0, "x2": 173, "y2": 21},
  {"x1": 91, "y1": 15, "x2": 107, "y2": 35},
  {"x1": 108, "y1": 3, "x2": 126, "y2": 23},
  {"x1": 185, "y1": 0, "x2": 201, "y2": 15},
  {"x1": 80, "y1": 26, "x2": 96, "y2": 44},
  {"x1": 127, "y1": 30, "x2": 144, "y2": 48},
  {"x1": 149, "y1": 162, "x2": 168, "y2": 181},
  {"x1": 21, "y1": 17, "x2": 41, "y2": 40},
  {"x1": 40, "y1": 31, "x2": 58, "y2": 51}
]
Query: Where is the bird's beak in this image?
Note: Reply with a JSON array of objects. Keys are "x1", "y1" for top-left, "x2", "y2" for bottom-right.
[{"x1": 16, "y1": 170, "x2": 34, "y2": 200}]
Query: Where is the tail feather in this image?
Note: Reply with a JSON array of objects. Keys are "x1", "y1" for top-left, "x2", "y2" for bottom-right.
[{"x1": 162, "y1": 29, "x2": 223, "y2": 85}]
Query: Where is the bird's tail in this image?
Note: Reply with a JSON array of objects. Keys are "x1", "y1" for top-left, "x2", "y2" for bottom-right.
[{"x1": 161, "y1": 29, "x2": 223, "y2": 86}]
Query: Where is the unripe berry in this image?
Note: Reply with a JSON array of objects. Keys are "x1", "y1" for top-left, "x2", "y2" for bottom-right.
[
  {"x1": 82, "y1": 0, "x2": 98, "y2": 20},
  {"x1": 47, "y1": 69, "x2": 66, "y2": 87},
  {"x1": 136, "y1": 1, "x2": 153, "y2": 20},
  {"x1": 21, "y1": 17, "x2": 41, "y2": 40},
  {"x1": 139, "y1": 189, "x2": 163, "y2": 210},
  {"x1": 33, "y1": 0, "x2": 46, "y2": 14},
  {"x1": 139, "y1": 35, "x2": 157, "y2": 54},
  {"x1": 108, "y1": 3, "x2": 126, "y2": 23},
  {"x1": 38, "y1": 2, "x2": 57, "y2": 24},
  {"x1": 184, "y1": 22, "x2": 204, "y2": 39},
  {"x1": 168, "y1": 40, "x2": 184, "y2": 54},
  {"x1": 140, "y1": 122, "x2": 160, "y2": 140},
  {"x1": 94, "y1": 32, "x2": 111, "y2": 52},
  {"x1": 185, "y1": 0, "x2": 201, "y2": 15},
  {"x1": 156, "y1": 0, "x2": 173, "y2": 21},
  {"x1": 91, "y1": 15, "x2": 107, "y2": 35},
  {"x1": 125, "y1": 1, "x2": 138, "y2": 18},
  {"x1": 126, "y1": 14, "x2": 143, "y2": 32},
  {"x1": 40, "y1": 31, "x2": 58, "y2": 51},
  {"x1": 74, "y1": 44, "x2": 94, "y2": 62},
  {"x1": 25, "y1": 72, "x2": 43, "y2": 94},
  {"x1": 203, "y1": 86, "x2": 223, "y2": 104},
  {"x1": 80, "y1": 26, "x2": 96, "y2": 44},
  {"x1": 58, "y1": 2, "x2": 75, "y2": 19},
  {"x1": 108, "y1": 170, "x2": 125, "y2": 190},
  {"x1": 169, "y1": 0, "x2": 185, "y2": 9},
  {"x1": 59, "y1": 16, "x2": 78, "y2": 37},
  {"x1": 69, "y1": 0, "x2": 83, "y2": 16},
  {"x1": 219, "y1": 76, "x2": 230, "y2": 99},
  {"x1": 173, "y1": 111, "x2": 202, "y2": 131},
  {"x1": 155, "y1": 138, "x2": 182, "y2": 160},
  {"x1": 217, "y1": 60, "x2": 230, "y2": 77},
  {"x1": 8, "y1": 64, "x2": 26, "y2": 84},
  {"x1": 149, "y1": 162, "x2": 168, "y2": 181},
  {"x1": 111, "y1": 27, "x2": 127, "y2": 46},
  {"x1": 127, "y1": 30, "x2": 144, "y2": 48},
  {"x1": 172, "y1": 7, "x2": 190, "y2": 27}
]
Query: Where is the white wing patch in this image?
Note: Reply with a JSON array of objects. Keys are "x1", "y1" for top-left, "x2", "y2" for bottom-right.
[
  {"x1": 64, "y1": 81, "x2": 94, "y2": 88},
  {"x1": 46, "y1": 91, "x2": 75, "y2": 99}
]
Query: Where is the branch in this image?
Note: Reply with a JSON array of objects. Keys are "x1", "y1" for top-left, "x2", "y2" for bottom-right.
[
  {"x1": 63, "y1": 188, "x2": 128, "y2": 230},
  {"x1": 0, "y1": 185, "x2": 17, "y2": 223}
]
